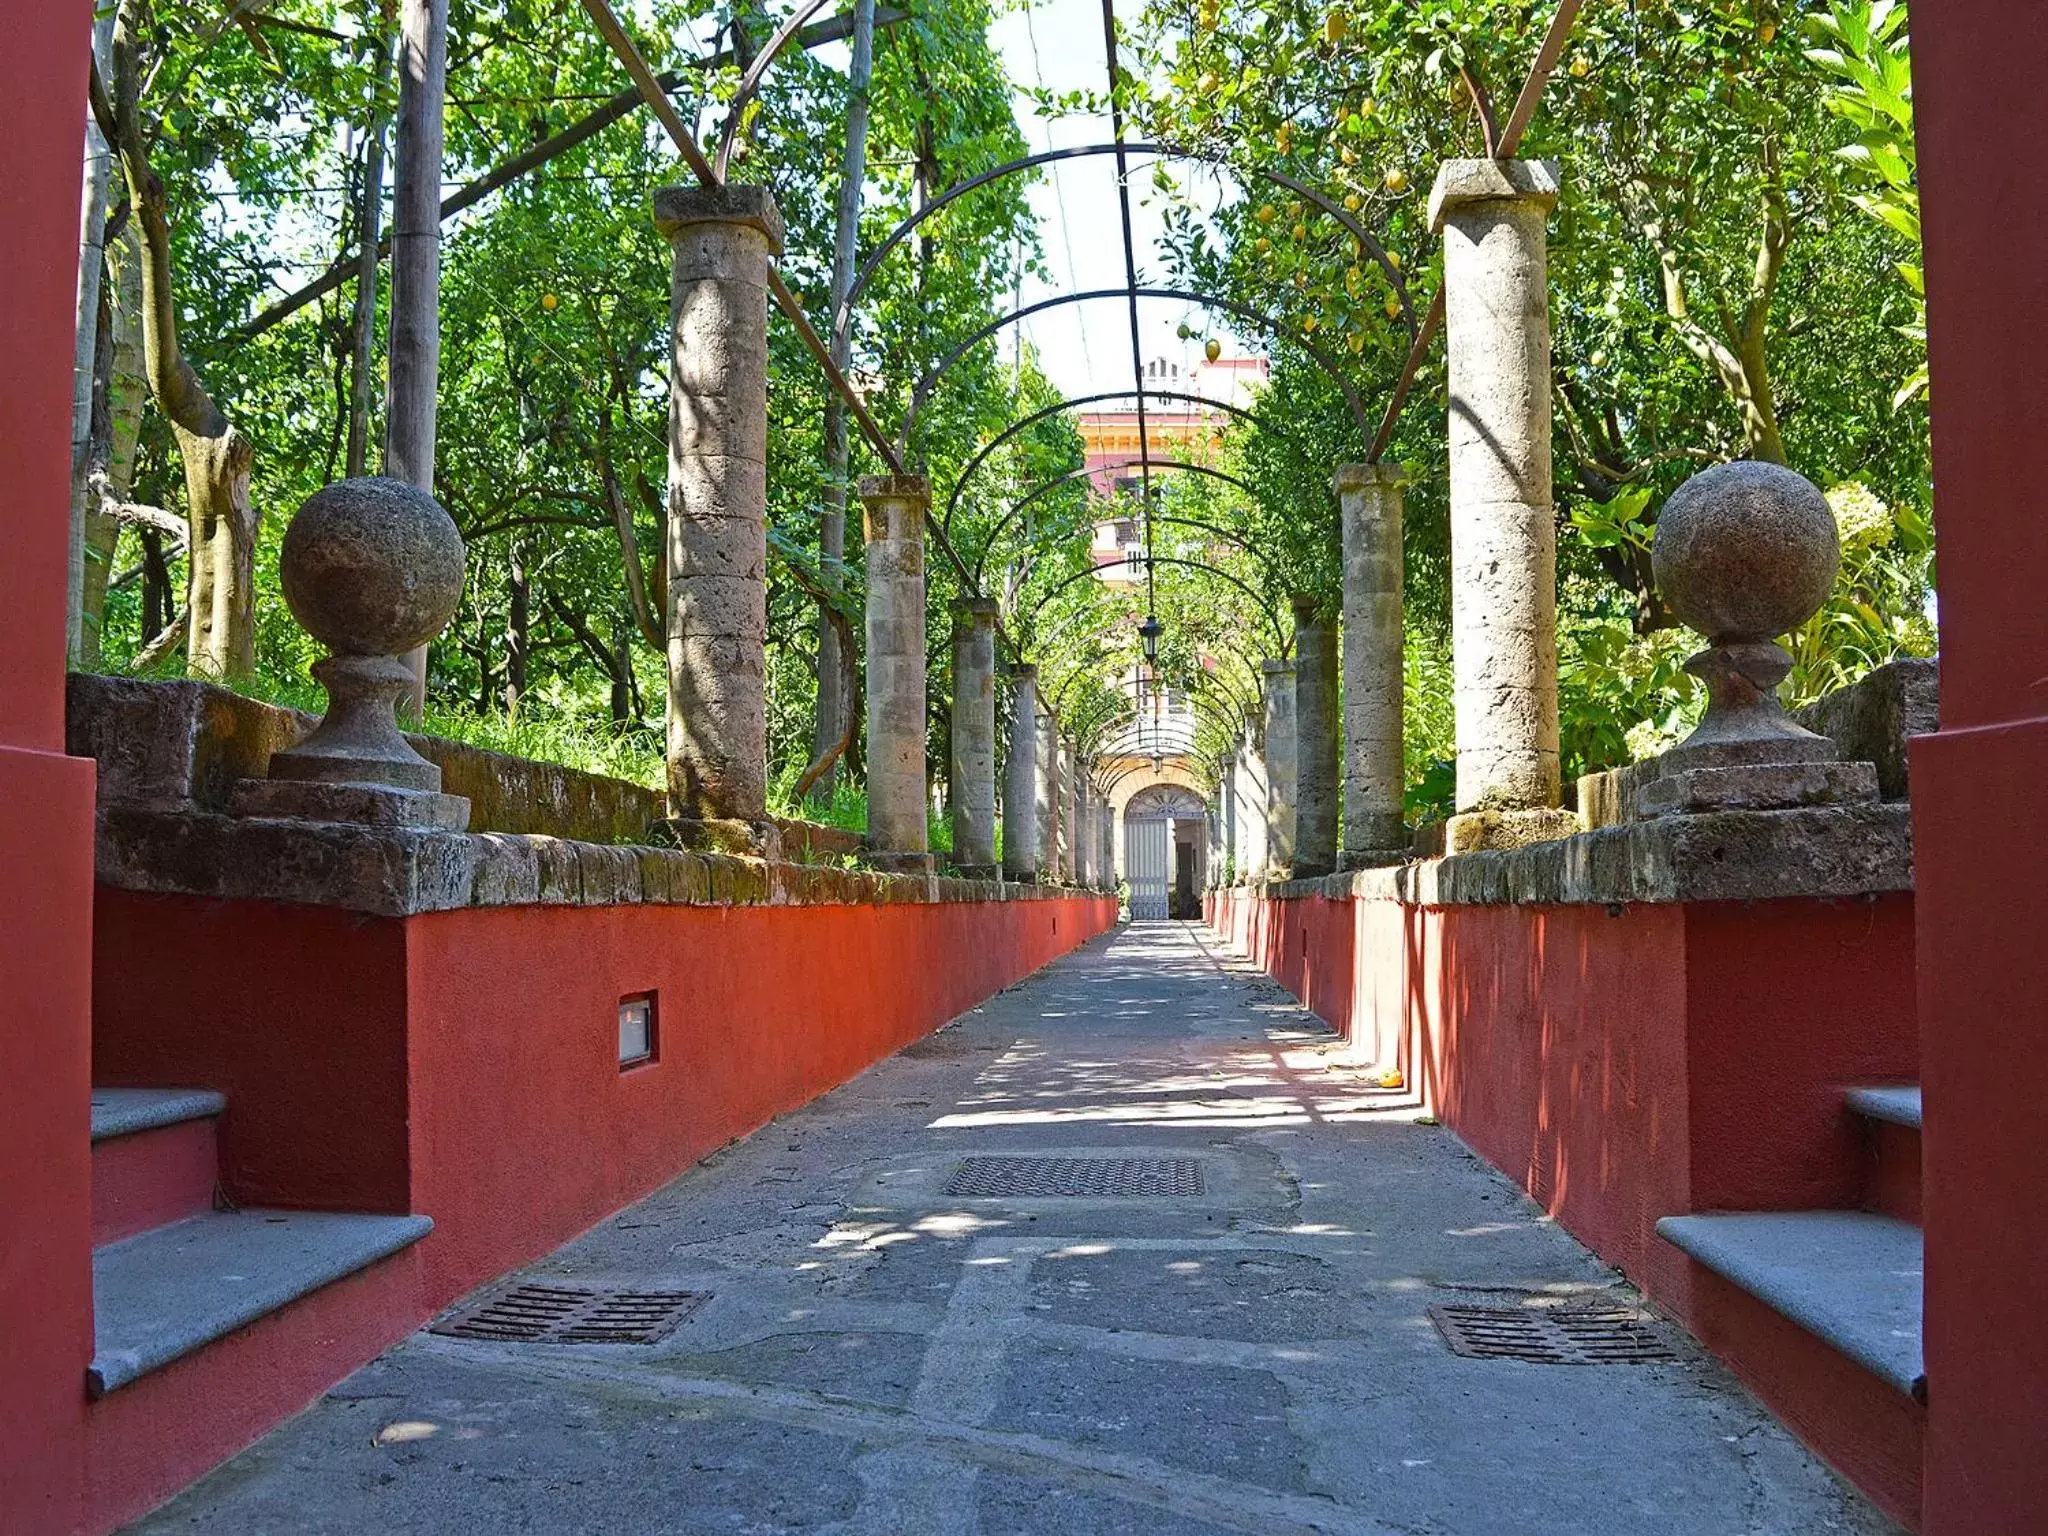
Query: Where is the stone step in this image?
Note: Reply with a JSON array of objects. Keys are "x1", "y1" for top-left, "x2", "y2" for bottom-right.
[
  {"x1": 1845, "y1": 1084, "x2": 1922, "y2": 1130},
  {"x1": 91, "y1": 1088, "x2": 227, "y2": 1246},
  {"x1": 1657, "y1": 1210, "x2": 1924, "y2": 1400},
  {"x1": 1846, "y1": 1085, "x2": 1922, "y2": 1226},
  {"x1": 90, "y1": 1208, "x2": 433, "y2": 1398}
]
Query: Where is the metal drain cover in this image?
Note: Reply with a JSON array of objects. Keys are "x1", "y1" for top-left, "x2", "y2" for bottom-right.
[
  {"x1": 945, "y1": 1155, "x2": 1205, "y2": 1198},
  {"x1": 432, "y1": 1284, "x2": 706, "y2": 1344},
  {"x1": 1429, "y1": 1303, "x2": 1678, "y2": 1364}
]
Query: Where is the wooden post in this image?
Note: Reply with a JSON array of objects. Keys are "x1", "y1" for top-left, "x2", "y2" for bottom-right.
[{"x1": 385, "y1": 0, "x2": 447, "y2": 717}]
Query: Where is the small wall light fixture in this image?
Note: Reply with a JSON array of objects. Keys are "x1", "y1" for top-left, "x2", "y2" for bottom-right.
[{"x1": 618, "y1": 992, "x2": 657, "y2": 1068}]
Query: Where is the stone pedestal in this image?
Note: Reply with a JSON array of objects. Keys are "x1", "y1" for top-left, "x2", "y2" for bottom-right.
[
  {"x1": 1629, "y1": 460, "x2": 1877, "y2": 821},
  {"x1": 655, "y1": 185, "x2": 784, "y2": 851},
  {"x1": 1261, "y1": 659, "x2": 1298, "y2": 877},
  {"x1": 1036, "y1": 706, "x2": 1060, "y2": 878},
  {"x1": 1337, "y1": 463, "x2": 1409, "y2": 867},
  {"x1": 237, "y1": 478, "x2": 470, "y2": 832},
  {"x1": 949, "y1": 598, "x2": 998, "y2": 876},
  {"x1": 861, "y1": 474, "x2": 930, "y2": 868},
  {"x1": 1003, "y1": 664, "x2": 1040, "y2": 882},
  {"x1": 1292, "y1": 599, "x2": 1340, "y2": 877},
  {"x1": 1430, "y1": 160, "x2": 1571, "y2": 852}
]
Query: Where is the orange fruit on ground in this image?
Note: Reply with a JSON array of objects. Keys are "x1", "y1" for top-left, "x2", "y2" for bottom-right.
[{"x1": 540, "y1": 292, "x2": 559, "y2": 311}]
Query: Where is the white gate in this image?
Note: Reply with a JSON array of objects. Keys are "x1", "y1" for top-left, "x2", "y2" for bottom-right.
[{"x1": 1126, "y1": 817, "x2": 1170, "y2": 919}]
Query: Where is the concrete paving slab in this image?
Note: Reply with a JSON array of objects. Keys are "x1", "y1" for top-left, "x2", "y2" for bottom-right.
[{"x1": 135, "y1": 923, "x2": 1901, "y2": 1534}]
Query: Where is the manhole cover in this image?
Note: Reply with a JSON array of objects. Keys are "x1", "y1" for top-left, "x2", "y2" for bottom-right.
[
  {"x1": 1429, "y1": 1303, "x2": 1678, "y2": 1364},
  {"x1": 945, "y1": 1156, "x2": 1205, "y2": 1198},
  {"x1": 431, "y1": 1284, "x2": 706, "y2": 1344}
]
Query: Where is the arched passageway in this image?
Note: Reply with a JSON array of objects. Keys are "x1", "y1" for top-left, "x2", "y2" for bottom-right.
[{"x1": 1122, "y1": 782, "x2": 1208, "y2": 919}]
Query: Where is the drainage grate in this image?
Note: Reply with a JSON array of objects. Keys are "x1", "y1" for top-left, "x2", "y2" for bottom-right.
[
  {"x1": 1429, "y1": 1303, "x2": 1679, "y2": 1364},
  {"x1": 945, "y1": 1155, "x2": 1205, "y2": 1199},
  {"x1": 432, "y1": 1284, "x2": 706, "y2": 1344}
]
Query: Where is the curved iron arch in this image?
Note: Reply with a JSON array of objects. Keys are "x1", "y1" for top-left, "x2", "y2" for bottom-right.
[
  {"x1": 1028, "y1": 555, "x2": 1288, "y2": 652},
  {"x1": 898, "y1": 288, "x2": 1373, "y2": 455},
  {"x1": 944, "y1": 388, "x2": 1318, "y2": 535},
  {"x1": 974, "y1": 458, "x2": 1291, "y2": 588},
  {"x1": 714, "y1": 0, "x2": 842, "y2": 180},
  {"x1": 834, "y1": 141, "x2": 1418, "y2": 350}
]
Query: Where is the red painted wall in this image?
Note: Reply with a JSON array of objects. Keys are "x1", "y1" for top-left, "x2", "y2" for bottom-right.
[
  {"x1": 1910, "y1": 4, "x2": 2048, "y2": 1529},
  {"x1": 405, "y1": 897, "x2": 1116, "y2": 1300},
  {"x1": 0, "y1": 3, "x2": 99, "y2": 1533}
]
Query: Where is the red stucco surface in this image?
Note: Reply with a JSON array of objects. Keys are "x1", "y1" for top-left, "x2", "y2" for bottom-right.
[
  {"x1": 0, "y1": 1, "x2": 99, "y2": 1531},
  {"x1": 1911, "y1": 5, "x2": 2048, "y2": 1529},
  {"x1": 90, "y1": 1119, "x2": 220, "y2": 1246}
]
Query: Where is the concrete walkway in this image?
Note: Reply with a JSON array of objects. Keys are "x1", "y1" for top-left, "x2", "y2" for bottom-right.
[{"x1": 138, "y1": 923, "x2": 1896, "y2": 1534}]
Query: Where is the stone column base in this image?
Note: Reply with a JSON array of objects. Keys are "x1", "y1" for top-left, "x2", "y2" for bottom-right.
[
  {"x1": 1002, "y1": 870, "x2": 1041, "y2": 885},
  {"x1": 659, "y1": 816, "x2": 783, "y2": 861},
  {"x1": 1443, "y1": 808, "x2": 1582, "y2": 854},
  {"x1": 1338, "y1": 847, "x2": 1411, "y2": 871},
  {"x1": 1637, "y1": 760, "x2": 1877, "y2": 817},
  {"x1": 952, "y1": 863, "x2": 999, "y2": 881},
  {"x1": 232, "y1": 777, "x2": 470, "y2": 831},
  {"x1": 865, "y1": 850, "x2": 935, "y2": 875}
]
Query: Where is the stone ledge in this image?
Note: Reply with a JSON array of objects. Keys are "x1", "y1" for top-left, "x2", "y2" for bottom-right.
[
  {"x1": 1217, "y1": 802, "x2": 1912, "y2": 908},
  {"x1": 97, "y1": 807, "x2": 1102, "y2": 919},
  {"x1": 66, "y1": 673, "x2": 860, "y2": 865}
]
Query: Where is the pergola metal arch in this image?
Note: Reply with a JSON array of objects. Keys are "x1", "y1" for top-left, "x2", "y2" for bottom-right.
[
  {"x1": 831, "y1": 140, "x2": 1419, "y2": 353},
  {"x1": 1028, "y1": 555, "x2": 1289, "y2": 653},
  {"x1": 973, "y1": 458, "x2": 1294, "y2": 589},
  {"x1": 897, "y1": 288, "x2": 1374, "y2": 455},
  {"x1": 712, "y1": 0, "x2": 840, "y2": 180},
  {"x1": 943, "y1": 387, "x2": 1319, "y2": 536}
]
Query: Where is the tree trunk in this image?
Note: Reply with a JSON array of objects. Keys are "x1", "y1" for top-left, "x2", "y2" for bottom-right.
[
  {"x1": 69, "y1": 9, "x2": 119, "y2": 664},
  {"x1": 504, "y1": 545, "x2": 528, "y2": 715},
  {"x1": 387, "y1": 0, "x2": 448, "y2": 714},
  {"x1": 348, "y1": 35, "x2": 393, "y2": 478},
  {"x1": 78, "y1": 225, "x2": 148, "y2": 667},
  {"x1": 810, "y1": 0, "x2": 877, "y2": 797},
  {"x1": 111, "y1": 0, "x2": 259, "y2": 680}
]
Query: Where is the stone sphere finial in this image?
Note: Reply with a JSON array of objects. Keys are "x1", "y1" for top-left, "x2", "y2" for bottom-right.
[
  {"x1": 280, "y1": 476, "x2": 466, "y2": 658},
  {"x1": 1652, "y1": 460, "x2": 1839, "y2": 645}
]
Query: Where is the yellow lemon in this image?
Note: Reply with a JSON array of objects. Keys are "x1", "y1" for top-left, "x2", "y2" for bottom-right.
[{"x1": 540, "y1": 292, "x2": 559, "y2": 311}]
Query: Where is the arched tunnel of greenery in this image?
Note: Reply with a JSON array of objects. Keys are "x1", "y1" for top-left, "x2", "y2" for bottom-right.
[{"x1": 75, "y1": 0, "x2": 1930, "y2": 841}]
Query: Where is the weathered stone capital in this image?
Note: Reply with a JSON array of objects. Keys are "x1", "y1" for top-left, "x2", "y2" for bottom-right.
[
  {"x1": 953, "y1": 596, "x2": 1000, "y2": 629},
  {"x1": 1427, "y1": 159, "x2": 1561, "y2": 232},
  {"x1": 860, "y1": 474, "x2": 930, "y2": 544},
  {"x1": 1261, "y1": 659, "x2": 1295, "y2": 679},
  {"x1": 1335, "y1": 461, "x2": 1408, "y2": 494},
  {"x1": 1008, "y1": 661, "x2": 1038, "y2": 681},
  {"x1": 653, "y1": 184, "x2": 785, "y2": 254}
]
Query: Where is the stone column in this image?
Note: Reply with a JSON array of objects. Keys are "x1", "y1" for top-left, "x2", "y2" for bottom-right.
[
  {"x1": 1260, "y1": 660, "x2": 1297, "y2": 877},
  {"x1": 1003, "y1": 665, "x2": 1039, "y2": 882},
  {"x1": 1291, "y1": 598, "x2": 1340, "y2": 877},
  {"x1": 1061, "y1": 737, "x2": 1080, "y2": 883},
  {"x1": 655, "y1": 185, "x2": 784, "y2": 852},
  {"x1": 1036, "y1": 706, "x2": 1060, "y2": 877},
  {"x1": 1236, "y1": 737, "x2": 1267, "y2": 880},
  {"x1": 1338, "y1": 462, "x2": 1409, "y2": 864},
  {"x1": 1429, "y1": 160, "x2": 1578, "y2": 851},
  {"x1": 1075, "y1": 772, "x2": 1094, "y2": 887},
  {"x1": 948, "y1": 598, "x2": 999, "y2": 876},
  {"x1": 1214, "y1": 754, "x2": 1233, "y2": 881},
  {"x1": 861, "y1": 474, "x2": 930, "y2": 870}
]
